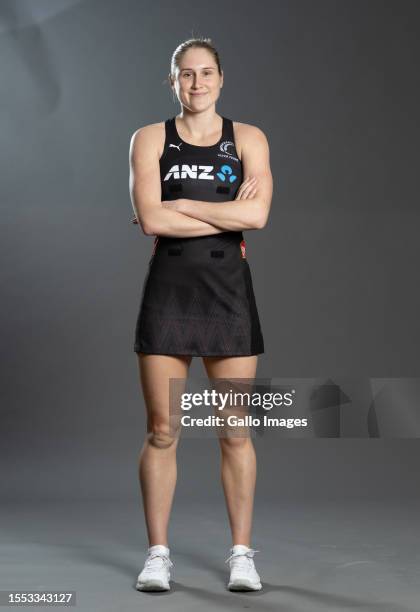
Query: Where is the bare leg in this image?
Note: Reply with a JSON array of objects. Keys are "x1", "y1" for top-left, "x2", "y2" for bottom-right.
[
  {"x1": 202, "y1": 355, "x2": 258, "y2": 547},
  {"x1": 137, "y1": 353, "x2": 192, "y2": 547}
]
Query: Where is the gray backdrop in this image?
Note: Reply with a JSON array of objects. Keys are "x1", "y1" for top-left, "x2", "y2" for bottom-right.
[{"x1": 1, "y1": 0, "x2": 419, "y2": 504}]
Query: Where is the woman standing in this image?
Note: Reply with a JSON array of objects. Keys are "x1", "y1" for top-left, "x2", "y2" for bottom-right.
[{"x1": 129, "y1": 37, "x2": 272, "y2": 592}]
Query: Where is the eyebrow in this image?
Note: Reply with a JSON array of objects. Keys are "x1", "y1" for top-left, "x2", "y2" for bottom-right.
[{"x1": 180, "y1": 67, "x2": 215, "y2": 72}]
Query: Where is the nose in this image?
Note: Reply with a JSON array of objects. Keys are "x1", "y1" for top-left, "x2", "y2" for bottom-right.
[{"x1": 192, "y1": 74, "x2": 202, "y2": 89}]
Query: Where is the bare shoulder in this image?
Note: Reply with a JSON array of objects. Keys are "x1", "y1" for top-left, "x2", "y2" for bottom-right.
[
  {"x1": 232, "y1": 121, "x2": 269, "y2": 159},
  {"x1": 129, "y1": 121, "x2": 166, "y2": 159}
]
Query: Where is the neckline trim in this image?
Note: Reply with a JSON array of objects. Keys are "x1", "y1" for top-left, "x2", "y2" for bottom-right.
[{"x1": 173, "y1": 116, "x2": 225, "y2": 149}]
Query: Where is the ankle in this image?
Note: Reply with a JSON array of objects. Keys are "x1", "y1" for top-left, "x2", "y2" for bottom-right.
[{"x1": 148, "y1": 543, "x2": 170, "y2": 553}]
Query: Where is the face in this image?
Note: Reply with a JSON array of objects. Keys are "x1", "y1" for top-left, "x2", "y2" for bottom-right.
[{"x1": 171, "y1": 47, "x2": 223, "y2": 111}]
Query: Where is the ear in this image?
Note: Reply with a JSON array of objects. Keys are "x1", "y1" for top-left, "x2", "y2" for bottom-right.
[{"x1": 220, "y1": 70, "x2": 224, "y2": 88}]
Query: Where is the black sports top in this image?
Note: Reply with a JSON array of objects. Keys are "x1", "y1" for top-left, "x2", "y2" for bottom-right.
[{"x1": 158, "y1": 115, "x2": 244, "y2": 243}]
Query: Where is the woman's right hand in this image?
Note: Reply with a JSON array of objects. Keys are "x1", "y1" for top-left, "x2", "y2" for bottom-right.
[{"x1": 235, "y1": 176, "x2": 258, "y2": 200}]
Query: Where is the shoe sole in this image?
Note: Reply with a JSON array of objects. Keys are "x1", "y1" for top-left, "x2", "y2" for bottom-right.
[
  {"x1": 136, "y1": 579, "x2": 170, "y2": 592},
  {"x1": 228, "y1": 579, "x2": 262, "y2": 591}
]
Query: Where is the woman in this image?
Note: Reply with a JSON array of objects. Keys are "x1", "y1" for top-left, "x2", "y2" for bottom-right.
[{"x1": 129, "y1": 37, "x2": 273, "y2": 592}]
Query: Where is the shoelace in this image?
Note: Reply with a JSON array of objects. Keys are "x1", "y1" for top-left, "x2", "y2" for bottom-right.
[
  {"x1": 224, "y1": 548, "x2": 260, "y2": 570},
  {"x1": 143, "y1": 553, "x2": 174, "y2": 573}
]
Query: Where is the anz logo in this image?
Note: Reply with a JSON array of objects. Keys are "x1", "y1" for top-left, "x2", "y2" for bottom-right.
[
  {"x1": 164, "y1": 164, "x2": 213, "y2": 181},
  {"x1": 164, "y1": 164, "x2": 237, "y2": 183}
]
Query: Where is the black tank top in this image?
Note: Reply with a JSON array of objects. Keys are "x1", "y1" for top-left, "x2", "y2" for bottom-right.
[{"x1": 158, "y1": 115, "x2": 244, "y2": 244}]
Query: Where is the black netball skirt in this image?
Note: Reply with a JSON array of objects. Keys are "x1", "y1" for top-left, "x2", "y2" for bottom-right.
[{"x1": 133, "y1": 232, "x2": 264, "y2": 357}]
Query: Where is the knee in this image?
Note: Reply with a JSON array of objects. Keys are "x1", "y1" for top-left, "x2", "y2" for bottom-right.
[
  {"x1": 219, "y1": 435, "x2": 251, "y2": 452},
  {"x1": 147, "y1": 427, "x2": 177, "y2": 450}
]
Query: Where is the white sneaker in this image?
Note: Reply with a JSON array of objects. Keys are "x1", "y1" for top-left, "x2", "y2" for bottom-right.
[
  {"x1": 225, "y1": 545, "x2": 262, "y2": 591},
  {"x1": 136, "y1": 544, "x2": 173, "y2": 591}
]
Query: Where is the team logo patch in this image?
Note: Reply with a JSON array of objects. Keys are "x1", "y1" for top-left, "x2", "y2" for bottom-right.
[
  {"x1": 218, "y1": 140, "x2": 239, "y2": 162},
  {"x1": 220, "y1": 140, "x2": 235, "y2": 155}
]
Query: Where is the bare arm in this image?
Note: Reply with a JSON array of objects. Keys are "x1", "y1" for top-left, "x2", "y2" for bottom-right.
[
  {"x1": 162, "y1": 125, "x2": 273, "y2": 231},
  {"x1": 129, "y1": 126, "x2": 226, "y2": 238}
]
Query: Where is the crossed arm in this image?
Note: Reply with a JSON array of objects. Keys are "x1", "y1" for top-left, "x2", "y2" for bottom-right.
[{"x1": 129, "y1": 123, "x2": 273, "y2": 238}]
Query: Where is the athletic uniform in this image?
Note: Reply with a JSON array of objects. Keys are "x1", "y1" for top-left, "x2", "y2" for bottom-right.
[{"x1": 133, "y1": 116, "x2": 264, "y2": 356}]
